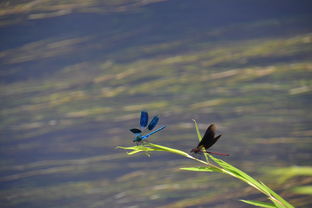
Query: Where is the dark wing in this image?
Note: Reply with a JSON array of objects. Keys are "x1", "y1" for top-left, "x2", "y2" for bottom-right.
[
  {"x1": 197, "y1": 124, "x2": 218, "y2": 149},
  {"x1": 147, "y1": 116, "x2": 159, "y2": 130},
  {"x1": 130, "y1": 128, "x2": 142, "y2": 134},
  {"x1": 205, "y1": 134, "x2": 221, "y2": 149},
  {"x1": 140, "y1": 111, "x2": 149, "y2": 128}
]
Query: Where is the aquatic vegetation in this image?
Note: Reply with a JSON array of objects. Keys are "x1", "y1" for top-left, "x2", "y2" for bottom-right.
[{"x1": 118, "y1": 120, "x2": 295, "y2": 208}]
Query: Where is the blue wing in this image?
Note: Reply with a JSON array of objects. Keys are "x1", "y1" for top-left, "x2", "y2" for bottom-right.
[
  {"x1": 130, "y1": 128, "x2": 142, "y2": 134},
  {"x1": 147, "y1": 116, "x2": 159, "y2": 130},
  {"x1": 142, "y1": 126, "x2": 166, "y2": 140},
  {"x1": 140, "y1": 111, "x2": 149, "y2": 128}
]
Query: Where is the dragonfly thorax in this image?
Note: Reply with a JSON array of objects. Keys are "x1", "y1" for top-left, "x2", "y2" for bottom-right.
[
  {"x1": 133, "y1": 135, "x2": 143, "y2": 142},
  {"x1": 133, "y1": 134, "x2": 150, "y2": 142}
]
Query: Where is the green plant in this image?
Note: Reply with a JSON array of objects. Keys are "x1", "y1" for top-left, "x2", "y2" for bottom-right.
[{"x1": 117, "y1": 120, "x2": 294, "y2": 208}]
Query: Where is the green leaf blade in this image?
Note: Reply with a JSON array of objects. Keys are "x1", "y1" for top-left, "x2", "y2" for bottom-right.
[
  {"x1": 209, "y1": 154, "x2": 269, "y2": 194},
  {"x1": 258, "y1": 181, "x2": 295, "y2": 208},
  {"x1": 117, "y1": 145, "x2": 161, "y2": 155},
  {"x1": 180, "y1": 166, "x2": 222, "y2": 173},
  {"x1": 192, "y1": 119, "x2": 209, "y2": 162},
  {"x1": 148, "y1": 143, "x2": 191, "y2": 157},
  {"x1": 192, "y1": 119, "x2": 202, "y2": 142},
  {"x1": 240, "y1": 200, "x2": 277, "y2": 208}
]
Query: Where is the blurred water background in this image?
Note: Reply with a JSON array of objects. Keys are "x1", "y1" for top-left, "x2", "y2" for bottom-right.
[{"x1": 0, "y1": 0, "x2": 312, "y2": 207}]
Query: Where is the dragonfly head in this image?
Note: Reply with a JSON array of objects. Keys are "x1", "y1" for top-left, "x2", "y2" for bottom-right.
[{"x1": 190, "y1": 147, "x2": 201, "y2": 153}]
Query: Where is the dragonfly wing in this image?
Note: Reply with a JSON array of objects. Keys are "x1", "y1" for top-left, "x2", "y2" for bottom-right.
[
  {"x1": 140, "y1": 111, "x2": 149, "y2": 128},
  {"x1": 147, "y1": 116, "x2": 159, "y2": 130},
  {"x1": 205, "y1": 134, "x2": 221, "y2": 149},
  {"x1": 197, "y1": 124, "x2": 216, "y2": 149},
  {"x1": 130, "y1": 128, "x2": 142, "y2": 134}
]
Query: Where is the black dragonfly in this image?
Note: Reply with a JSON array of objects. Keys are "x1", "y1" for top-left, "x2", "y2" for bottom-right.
[{"x1": 191, "y1": 124, "x2": 229, "y2": 156}]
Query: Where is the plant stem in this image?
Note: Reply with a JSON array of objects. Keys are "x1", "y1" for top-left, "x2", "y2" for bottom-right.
[{"x1": 182, "y1": 149, "x2": 291, "y2": 208}]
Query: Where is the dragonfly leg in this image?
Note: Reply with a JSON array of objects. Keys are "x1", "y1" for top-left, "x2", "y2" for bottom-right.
[
  {"x1": 190, "y1": 152, "x2": 197, "y2": 157},
  {"x1": 191, "y1": 152, "x2": 203, "y2": 159},
  {"x1": 142, "y1": 139, "x2": 149, "y2": 144},
  {"x1": 142, "y1": 152, "x2": 151, "y2": 157}
]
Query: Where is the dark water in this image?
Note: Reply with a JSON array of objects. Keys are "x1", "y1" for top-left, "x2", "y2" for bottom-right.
[{"x1": 0, "y1": 0, "x2": 312, "y2": 207}]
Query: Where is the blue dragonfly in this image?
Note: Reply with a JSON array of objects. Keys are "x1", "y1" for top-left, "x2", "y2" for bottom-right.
[{"x1": 130, "y1": 111, "x2": 166, "y2": 143}]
